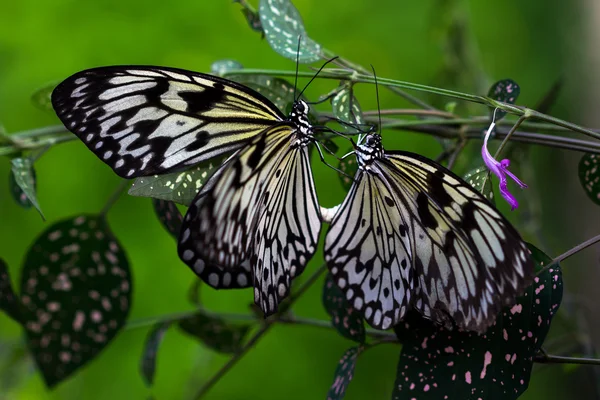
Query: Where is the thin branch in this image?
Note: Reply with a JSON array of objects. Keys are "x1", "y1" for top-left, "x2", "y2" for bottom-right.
[
  {"x1": 99, "y1": 180, "x2": 130, "y2": 218},
  {"x1": 535, "y1": 353, "x2": 600, "y2": 366},
  {"x1": 494, "y1": 115, "x2": 528, "y2": 158},
  {"x1": 538, "y1": 233, "x2": 600, "y2": 276}
]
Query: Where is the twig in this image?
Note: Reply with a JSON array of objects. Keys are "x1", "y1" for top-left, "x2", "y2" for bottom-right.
[
  {"x1": 535, "y1": 353, "x2": 600, "y2": 366},
  {"x1": 99, "y1": 180, "x2": 130, "y2": 218},
  {"x1": 538, "y1": 233, "x2": 600, "y2": 276}
]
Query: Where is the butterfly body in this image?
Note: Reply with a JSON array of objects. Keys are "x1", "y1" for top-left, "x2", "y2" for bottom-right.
[{"x1": 325, "y1": 133, "x2": 534, "y2": 332}]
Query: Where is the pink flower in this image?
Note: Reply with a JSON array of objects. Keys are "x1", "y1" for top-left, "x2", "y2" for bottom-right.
[{"x1": 482, "y1": 121, "x2": 527, "y2": 210}]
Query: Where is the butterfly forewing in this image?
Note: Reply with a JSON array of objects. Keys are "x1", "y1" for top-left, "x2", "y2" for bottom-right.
[
  {"x1": 325, "y1": 170, "x2": 414, "y2": 330},
  {"x1": 51, "y1": 66, "x2": 285, "y2": 178},
  {"x1": 178, "y1": 123, "x2": 321, "y2": 314},
  {"x1": 324, "y1": 134, "x2": 534, "y2": 333}
]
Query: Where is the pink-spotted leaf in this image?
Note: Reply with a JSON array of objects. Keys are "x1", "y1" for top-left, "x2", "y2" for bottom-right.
[
  {"x1": 178, "y1": 311, "x2": 252, "y2": 354},
  {"x1": 140, "y1": 322, "x2": 171, "y2": 387},
  {"x1": 579, "y1": 153, "x2": 600, "y2": 206},
  {"x1": 391, "y1": 243, "x2": 562, "y2": 400},
  {"x1": 152, "y1": 199, "x2": 183, "y2": 240},
  {"x1": 322, "y1": 273, "x2": 365, "y2": 343},
  {"x1": 326, "y1": 346, "x2": 364, "y2": 400},
  {"x1": 0, "y1": 258, "x2": 21, "y2": 323},
  {"x1": 487, "y1": 79, "x2": 520, "y2": 120},
  {"x1": 20, "y1": 215, "x2": 132, "y2": 388}
]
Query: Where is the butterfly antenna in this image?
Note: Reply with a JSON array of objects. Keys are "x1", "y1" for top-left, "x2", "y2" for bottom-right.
[
  {"x1": 294, "y1": 35, "x2": 301, "y2": 101},
  {"x1": 371, "y1": 64, "x2": 383, "y2": 139},
  {"x1": 314, "y1": 141, "x2": 357, "y2": 182},
  {"x1": 297, "y1": 56, "x2": 339, "y2": 100}
]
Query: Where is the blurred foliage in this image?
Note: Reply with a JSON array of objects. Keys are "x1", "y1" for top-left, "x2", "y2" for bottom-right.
[{"x1": 0, "y1": 0, "x2": 589, "y2": 399}]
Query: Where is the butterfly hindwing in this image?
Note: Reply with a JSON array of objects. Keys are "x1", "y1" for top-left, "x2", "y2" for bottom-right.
[
  {"x1": 178, "y1": 123, "x2": 321, "y2": 314},
  {"x1": 51, "y1": 66, "x2": 285, "y2": 178}
]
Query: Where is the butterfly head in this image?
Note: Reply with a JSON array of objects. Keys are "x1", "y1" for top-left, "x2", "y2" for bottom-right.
[
  {"x1": 290, "y1": 99, "x2": 313, "y2": 140},
  {"x1": 356, "y1": 133, "x2": 384, "y2": 170}
]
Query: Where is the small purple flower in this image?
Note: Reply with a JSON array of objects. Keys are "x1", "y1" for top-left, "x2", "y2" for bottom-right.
[{"x1": 482, "y1": 122, "x2": 527, "y2": 210}]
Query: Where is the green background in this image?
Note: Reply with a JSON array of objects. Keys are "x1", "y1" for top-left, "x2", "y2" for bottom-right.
[{"x1": 0, "y1": 0, "x2": 596, "y2": 399}]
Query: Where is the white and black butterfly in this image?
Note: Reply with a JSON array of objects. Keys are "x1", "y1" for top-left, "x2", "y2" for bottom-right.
[
  {"x1": 324, "y1": 133, "x2": 534, "y2": 332},
  {"x1": 52, "y1": 66, "x2": 323, "y2": 315}
]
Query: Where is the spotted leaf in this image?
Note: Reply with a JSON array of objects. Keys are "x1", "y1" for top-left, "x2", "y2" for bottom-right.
[
  {"x1": 326, "y1": 346, "x2": 364, "y2": 400},
  {"x1": 258, "y1": 0, "x2": 322, "y2": 63},
  {"x1": 230, "y1": 74, "x2": 297, "y2": 114},
  {"x1": 235, "y1": 0, "x2": 263, "y2": 34},
  {"x1": 210, "y1": 60, "x2": 243, "y2": 76},
  {"x1": 337, "y1": 147, "x2": 358, "y2": 192},
  {"x1": 322, "y1": 274, "x2": 365, "y2": 343},
  {"x1": 488, "y1": 79, "x2": 520, "y2": 120},
  {"x1": 579, "y1": 153, "x2": 600, "y2": 206},
  {"x1": 331, "y1": 87, "x2": 365, "y2": 134},
  {"x1": 128, "y1": 160, "x2": 220, "y2": 206},
  {"x1": 463, "y1": 166, "x2": 495, "y2": 205},
  {"x1": 152, "y1": 199, "x2": 183, "y2": 240},
  {"x1": 391, "y1": 243, "x2": 562, "y2": 400},
  {"x1": 9, "y1": 165, "x2": 36, "y2": 209},
  {"x1": 140, "y1": 322, "x2": 171, "y2": 387},
  {"x1": 10, "y1": 158, "x2": 44, "y2": 219},
  {"x1": 20, "y1": 215, "x2": 132, "y2": 388},
  {"x1": 0, "y1": 258, "x2": 21, "y2": 323},
  {"x1": 178, "y1": 311, "x2": 252, "y2": 354}
]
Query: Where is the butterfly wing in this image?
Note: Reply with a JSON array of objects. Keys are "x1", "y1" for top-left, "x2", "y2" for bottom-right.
[
  {"x1": 381, "y1": 151, "x2": 534, "y2": 332},
  {"x1": 178, "y1": 125, "x2": 321, "y2": 314},
  {"x1": 51, "y1": 66, "x2": 285, "y2": 178},
  {"x1": 324, "y1": 169, "x2": 414, "y2": 330}
]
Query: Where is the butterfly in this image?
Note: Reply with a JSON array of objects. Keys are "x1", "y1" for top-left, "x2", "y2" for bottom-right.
[
  {"x1": 51, "y1": 65, "x2": 324, "y2": 315},
  {"x1": 324, "y1": 133, "x2": 534, "y2": 332}
]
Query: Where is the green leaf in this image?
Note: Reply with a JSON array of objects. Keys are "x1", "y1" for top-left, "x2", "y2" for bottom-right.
[
  {"x1": 234, "y1": 0, "x2": 263, "y2": 34},
  {"x1": 337, "y1": 147, "x2": 358, "y2": 191},
  {"x1": 487, "y1": 79, "x2": 520, "y2": 120},
  {"x1": 9, "y1": 163, "x2": 36, "y2": 209},
  {"x1": 10, "y1": 158, "x2": 44, "y2": 218},
  {"x1": 31, "y1": 82, "x2": 58, "y2": 112},
  {"x1": 331, "y1": 86, "x2": 365, "y2": 134},
  {"x1": 463, "y1": 166, "x2": 495, "y2": 205},
  {"x1": 392, "y1": 243, "x2": 562, "y2": 400},
  {"x1": 140, "y1": 322, "x2": 171, "y2": 387},
  {"x1": 322, "y1": 274, "x2": 365, "y2": 343},
  {"x1": 230, "y1": 74, "x2": 296, "y2": 113},
  {"x1": 128, "y1": 160, "x2": 220, "y2": 206},
  {"x1": 20, "y1": 215, "x2": 132, "y2": 388},
  {"x1": 578, "y1": 153, "x2": 600, "y2": 206},
  {"x1": 258, "y1": 0, "x2": 322, "y2": 63},
  {"x1": 210, "y1": 60, "x2": 243, "y2": 76},
  {"x1": 0, "y1": 258, "x2": 21, "y2": 323},
  {"x1": 152, "y1": 199, "x2": 183, "y2": 240},
  {"x1": 178, "y1": 311, "x2": 252, "y2": 354},
  {"x1": 326, "y1": 346, "x2": 364, "y2": 400}
]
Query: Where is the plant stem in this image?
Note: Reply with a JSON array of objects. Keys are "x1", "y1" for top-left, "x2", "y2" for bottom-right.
[
  {"x1": 191, "y1": 263, "x2": 328, "y2": 400},
  {"x1": 494, "y1": 115, "x2": 528, "y2": 158},
  {"x1": 99, "y1": 180, "x2": 130, "y2": 218},
  {"x1": 538, "y1": 233, "x2": 600, "y2": 276},
  {"x1": 535, "y1": 353, "x2": 600, "y2": 366}
]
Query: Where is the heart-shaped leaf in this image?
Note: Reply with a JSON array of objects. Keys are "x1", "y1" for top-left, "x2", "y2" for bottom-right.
[
  {"x1": 488, "y1": 79, "x2": 520, "y2": 120},
  {"x1": 258, "y1": 0, "x2": 322, "y2": 63},
  {"x1": 579, "y1": 153, "x2": 600, "y2": 206},
  {"x1": 128, "y1": 160, "x2": 221, "y2": 206},
  {"x1": 11, "y1": 158, "x2": 44, "y2": 219},
  {"x1": 331, "y1": 87, "x2": 365, "y2": 134},
  {"x1": 0, "y1": 258, "x2": 21, "y2": 323},
  {"x1": 326, "y1": 346, "x2": 364, "y2": 400},
  {"x1": 337, "y1": 147, "x2": 358, "y2": 191},
  {"x1": 463, "y1": 166, "x2": 495, "y2": 204},
  {"x1": 140, "y1": 322, "x2": 171, "y2": 387},
  {"x1": 210, "y1": 60, "x2": 243, "y2": 76},
  {"x1": 152, "y1": 199, "x2": 183, "y2": 240},
  {"x1": 178, "y1": 311, "x2": 252, "y2": 354},
  {"x1": 20, "y1": 215, "x2": 132, "y2": 387},
  {"x1": 391, "y1": 244, "x2": 562, "y2": 400},
  {"x1": 322, "y1": 274, "x2": 365, "y2": 343}
]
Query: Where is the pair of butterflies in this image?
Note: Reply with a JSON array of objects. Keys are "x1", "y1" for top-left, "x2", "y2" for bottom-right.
[{"x1": 51, "y1": 65, "x2": 533, "y2": 333}]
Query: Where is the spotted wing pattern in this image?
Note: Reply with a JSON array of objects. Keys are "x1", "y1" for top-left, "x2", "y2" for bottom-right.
[
  {"x1": 178, "y1": 124, "x2": 321, "y2": 315},
  {"x1": 325, "y1": 134, "x2": 534, "y2": 332},
  {"x1": 51, "y1": 66, "x2": 284, "y2": 178}
]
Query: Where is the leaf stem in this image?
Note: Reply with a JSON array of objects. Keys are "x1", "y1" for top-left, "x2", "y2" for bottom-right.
[
  {"x1": 99, "y1": 180, "x2": 130, "y2": 218},
  {"x1": 535, "y1": 353, "x2": 600, "y2": 366},
  {"x1": 494, "y1": 115, "x2": 528, "y2": 158},
  {"x1": 538, "y1": 233, "x2": 600, "y2": 276}
]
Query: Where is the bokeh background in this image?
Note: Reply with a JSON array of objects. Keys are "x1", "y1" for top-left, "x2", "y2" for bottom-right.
[{"x1": 1, "y1": 0, "x2": 599, "y2": 398}]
